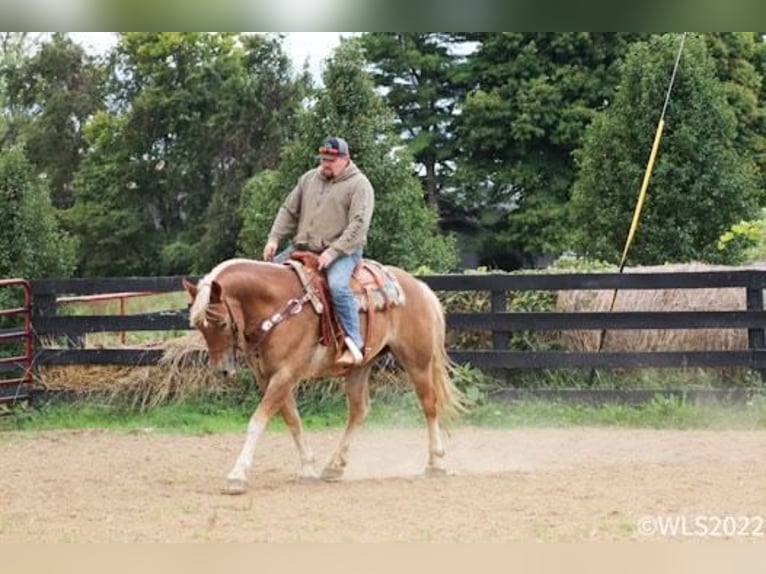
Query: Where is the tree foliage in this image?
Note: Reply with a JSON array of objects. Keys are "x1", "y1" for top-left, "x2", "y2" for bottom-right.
[
  {"x1": 3, "y1": 32, "x2": 766, "y2": 280},
  {"x1": 570, "y1": 34, "x2": 759, "y2": 265},
  {"x1": 3, "y1": 33, "x2": 105, "y2": 208},
  {"x1": 65, "y1": 32, "x2": 305, "y2": 276},
  {"x1": 0, "y1": 146, "x2": 77, "y2": 279},
  {"x1": 703, "y1": 33, "x2": 766, "y2": 200},
  {"x1": 0, "y1": 33, "x2": 42, "y2": 151},
  {"x1": 453, "y1": 33, "x2": 646, "y2": 269}
]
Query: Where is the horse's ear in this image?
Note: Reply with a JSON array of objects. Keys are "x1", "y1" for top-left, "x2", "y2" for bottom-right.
[
  {"x1": 182, "y1": 278, "x2": 197, "y2": 301},
  {"x1": 210, "y1": 280, "x2": 223, "y2": 303}
]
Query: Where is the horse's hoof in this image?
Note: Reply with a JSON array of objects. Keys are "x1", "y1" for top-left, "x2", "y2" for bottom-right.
[
  {"x1": 298, "y1": 469, "x2": 320, "y2": 482},
  {"x1": 221, "y1": 478, "x2": 248, "y2": 495},
  {"x1": 425, "y1": 466, "x2": 447, "y2": 478},
  {"x1": 320, "y1": 467, "x2": 344, "y2": 482}
]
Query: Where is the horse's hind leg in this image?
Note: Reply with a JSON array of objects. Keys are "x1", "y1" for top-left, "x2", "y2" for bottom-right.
[
  {"x1": 280, "y1": 392, "x2": 319, "y2": 480},
  {"x1": 401, "y1": 358, "x2": 447, "y2": 476},
  {"x1": 321, "y1": 364, "x2": 372, "y2": 481}
]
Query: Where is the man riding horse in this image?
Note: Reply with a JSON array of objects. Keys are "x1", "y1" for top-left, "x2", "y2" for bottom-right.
[{"x1": 262, "y1": 136, "x2": 374, "y2": 367}]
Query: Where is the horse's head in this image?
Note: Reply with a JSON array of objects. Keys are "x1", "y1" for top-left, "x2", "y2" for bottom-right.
[{"x1": 183, "y1": 277, "x2": 242, "y2": 377}]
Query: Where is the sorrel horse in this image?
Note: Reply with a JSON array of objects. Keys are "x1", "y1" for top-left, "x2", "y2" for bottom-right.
[{"x1": 183, "y1": 257, "x2": 466, "y2": 494}]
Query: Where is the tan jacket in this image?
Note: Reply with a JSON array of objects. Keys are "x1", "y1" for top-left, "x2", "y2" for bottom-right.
[{"x1": 267, "y1": 161, "x2": 375, "y2": 261}]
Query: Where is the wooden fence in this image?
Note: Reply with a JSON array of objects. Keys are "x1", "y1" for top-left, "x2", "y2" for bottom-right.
[{"x1": 28, "y1": 270, "x2": 766, "y2": 380}]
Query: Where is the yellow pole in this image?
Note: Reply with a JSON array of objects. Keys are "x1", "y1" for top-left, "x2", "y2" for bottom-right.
[
  {"x1": 618, "y1": 118, "x2": 666, "y2": 272},
  {"x1": 602, "y1": 119, "x2": 666, "y2": 324}
]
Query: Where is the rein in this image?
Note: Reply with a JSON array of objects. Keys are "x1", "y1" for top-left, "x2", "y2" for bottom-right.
[{"x1": 222, "y1": 297, "x2": 242, "y2": 361}]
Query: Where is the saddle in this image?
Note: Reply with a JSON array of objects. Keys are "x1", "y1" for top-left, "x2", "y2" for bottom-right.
[{"x1": 285, "y1": 251, "x2": 405, "y2": 358}]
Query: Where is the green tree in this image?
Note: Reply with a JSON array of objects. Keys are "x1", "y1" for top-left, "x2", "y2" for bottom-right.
[
  {"x1": 66, "y1": 32, "x2": 304, "y2": 276},
  {"x1": 0, "y1": 146, "x2": 77, "y2": 279},
  {"x1": 703, "y1": 33, "x2": 766, "y2": 201},
  {"x1": 0, "y1": 33, "x2": 41, "y2": 150},
  {"x1": 65, "y1": 112, "x2": 157, "y2": 276},
  {"x1": 3, "y1": 33, "x2": 105, "y2": 208},
  {"x1": 570, "y1": 34, "x2": 758, "y2": 265},
  {"x1": 239, "y1": 39, "x2": 457, "y2": 272},
  {"x1": 455, "y1": 33, "x2": 645, "y2": 269}
]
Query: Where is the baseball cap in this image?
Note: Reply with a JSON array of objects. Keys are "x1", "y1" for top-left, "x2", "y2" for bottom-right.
[{"x1": 318, "y1": 136, "x2": 349, "y2": 159}]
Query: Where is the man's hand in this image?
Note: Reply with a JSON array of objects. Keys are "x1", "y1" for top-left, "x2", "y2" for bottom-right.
[
  {"x1": 317, "y1": 249, "x2": 335, "y2": 270},
  {"x1": 263, "y1": 240, "x2": 278, "y2": 262}
]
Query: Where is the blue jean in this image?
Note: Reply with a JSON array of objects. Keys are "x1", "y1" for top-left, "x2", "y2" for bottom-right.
[{"x1": 275, "y1": 245, "x2": 364, "y2": 349}]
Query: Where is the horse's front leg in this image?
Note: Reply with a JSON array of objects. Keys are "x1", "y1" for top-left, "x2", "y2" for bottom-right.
[
  {"x1": 280, "y1": 392, "x2": 319, "y2": 480},
  {"x1": 222, "y1": 370, "x2": 296, "y2": 495},
  {"x1": 321, "y1": 365, "x2": 372, "y2": 481}
]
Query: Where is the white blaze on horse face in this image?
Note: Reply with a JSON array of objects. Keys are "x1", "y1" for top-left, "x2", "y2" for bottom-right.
[
  {"x1": 212, "y1": 346, "x2": 237, "y2": 377},
  {"x1": 202, "y1": 325, "x2": 238, "y2": 377}
]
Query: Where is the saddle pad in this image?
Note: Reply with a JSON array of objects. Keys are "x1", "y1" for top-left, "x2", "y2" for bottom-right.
[{"x1": 351, "y1": 260, "x2": 406, "y2": 312}]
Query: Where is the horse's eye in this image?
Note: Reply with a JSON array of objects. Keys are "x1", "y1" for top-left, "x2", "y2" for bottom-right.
[{"x1": 216, "y1": 322, "x2": 228, "y2": 332}]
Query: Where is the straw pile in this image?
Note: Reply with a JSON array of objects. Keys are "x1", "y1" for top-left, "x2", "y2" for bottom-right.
[
  {"x1": 39, "y1": 330, "x2": 412, "y2": 408},
  {"x1": 39, "y1": 331, "x2": 232, "y2": 409}
]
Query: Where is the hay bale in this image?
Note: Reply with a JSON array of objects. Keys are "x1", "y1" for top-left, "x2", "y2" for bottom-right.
[{"x1": 556, "y1": 261, "x2": 766, "y2": 353}]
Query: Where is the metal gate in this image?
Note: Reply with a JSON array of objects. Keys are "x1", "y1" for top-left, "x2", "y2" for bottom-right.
[{"x1": 0, "y1": 278, "x2": 35, "y2": 406}]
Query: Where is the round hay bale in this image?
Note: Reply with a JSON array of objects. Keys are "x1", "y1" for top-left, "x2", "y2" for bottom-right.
[
  {"x1": 556, "y1": 261, "x2": 766, "y2": 353},
  {"x1": 554, "y1": 262, "x2": 766, "y2": 382}
]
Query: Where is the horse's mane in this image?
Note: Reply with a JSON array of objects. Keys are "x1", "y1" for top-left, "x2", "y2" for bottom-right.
[{"x1": 189, "y1": 258, "x2": 257, "y2": 327}]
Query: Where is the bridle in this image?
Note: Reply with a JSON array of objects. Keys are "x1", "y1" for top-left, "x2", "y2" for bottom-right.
[
  {"x1": 246, "y1": 292, "x2": 312, "y2": 352},
  {"x1": 204, "y1": 297, "x2": 243, "y2": 365}
]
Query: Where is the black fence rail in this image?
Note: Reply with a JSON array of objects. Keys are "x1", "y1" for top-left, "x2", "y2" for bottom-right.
[{"x1": 27, "y1": 270, "x2": 766, "y2": 379}]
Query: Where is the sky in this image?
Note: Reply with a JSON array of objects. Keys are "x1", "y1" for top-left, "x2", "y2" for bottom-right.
[{"x1": 68, "y1": 32, "x2": 346, "y2": 81}]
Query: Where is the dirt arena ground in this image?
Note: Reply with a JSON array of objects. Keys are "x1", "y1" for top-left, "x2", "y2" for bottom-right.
[{"x1": 1, "y1": 426, "x2": 765, "y2": 542}]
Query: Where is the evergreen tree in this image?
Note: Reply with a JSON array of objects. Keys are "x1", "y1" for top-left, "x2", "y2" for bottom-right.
[
  {"x1": 455, "y1": 33, "x2": 645, "y2": 269},
  {"x1": 570, "y1": 34, "x2": 758, "y2": 265},
  {"x1": 360, "y1": 33, "x2": 467, "y2": 217}
]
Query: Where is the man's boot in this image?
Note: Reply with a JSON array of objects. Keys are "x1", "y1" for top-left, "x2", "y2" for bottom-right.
[{"x1": 337, "y1": 336, "x2": 363, "y2": 366}]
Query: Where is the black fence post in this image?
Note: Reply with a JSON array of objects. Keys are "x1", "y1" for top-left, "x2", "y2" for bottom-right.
[
  {"x1": 31, "y1": 293, "x2": 55, "y2": 378},
  {"x1": 489, "y1": 289, "x2": 509, "y2": 379},
  {"x1": 745, "y1": 286, "x2": 766, "y2": 382},
  {"x1": 34, "y1": 294, "x2": 84, "y2": 349},
  {"x1": 490, "y1": 289, "x2": 508, "y2": 350}
]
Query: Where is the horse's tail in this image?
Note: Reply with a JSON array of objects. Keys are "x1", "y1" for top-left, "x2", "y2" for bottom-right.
[{"x1": 420, "y1": 281, "x2": 470, "y2": 420}]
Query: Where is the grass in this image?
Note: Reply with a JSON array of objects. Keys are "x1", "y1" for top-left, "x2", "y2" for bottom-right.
[
  {"x1": 3, "y1": 389, "x2": 766, "y2": 434},
  {"x1": 462, "y1": 394, "x2": 766, "y2": 429}
]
